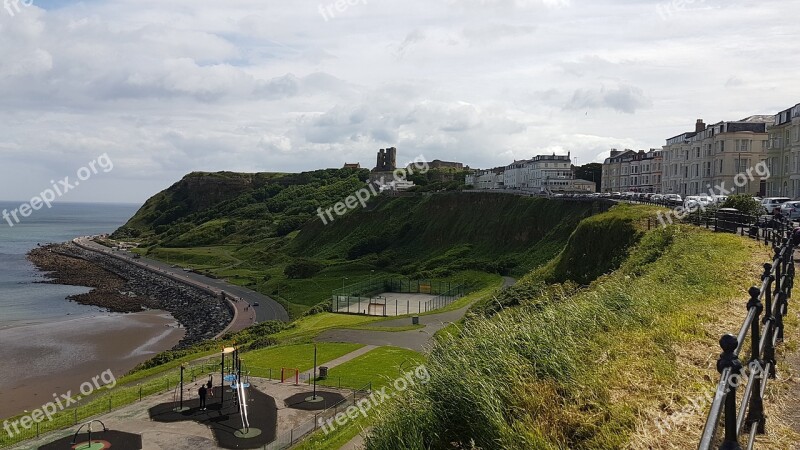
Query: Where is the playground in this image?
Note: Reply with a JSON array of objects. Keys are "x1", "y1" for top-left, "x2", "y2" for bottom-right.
[{"x1": 26, "y1": 346, "x2": 367, "y2": 450}]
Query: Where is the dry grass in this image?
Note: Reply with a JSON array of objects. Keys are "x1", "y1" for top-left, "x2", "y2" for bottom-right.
[{"x1": 625, "y1": 242, "x2": 800, "y2": 450}]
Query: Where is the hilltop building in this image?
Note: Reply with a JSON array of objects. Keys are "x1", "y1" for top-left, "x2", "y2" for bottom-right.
[
  {"x1": 343, "y1": 163, "x2": 361, "y2": 169},
  {"x1": 661, "y1": 117, "x2": 770, "y2": 196},
  {"x1": 406, "y1": 159, "x2": 464, "y2": 171},
  {"x1": 374, "y1": 147, "x2": 397, "y2": 172},
  {"x1": 765, "y1": 103, "x2": 800, "y2": 197},
  {"x1": 465, "y1": 152, "x2": 593, "y2": 194},
  {"x1": 601, "y1": 149, "x2": 662, "y2": 193}
]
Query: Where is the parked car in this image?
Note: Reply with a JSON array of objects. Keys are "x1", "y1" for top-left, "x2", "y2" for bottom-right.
[
  {"x1": 684, "y1": 196, "x2": 712, "y2": 210},
  {"x1": 611, "y1": 192, "x2": 622, "y2": 199},
  {"x1": 663, "y1": 194, "x2": 682, "y2": 205},
  {"x1": 651, "y1": 194, "x2": 663, "y2": 201},
  {"x1": 710, "y1": 195, "x2": 728, "y2": 205},
  {"x1": 761, "y1": 197, "x2": 791, "y2": 214},
  {"x1": 779, "y1": 201, "x2": 800, "y2": 220}
]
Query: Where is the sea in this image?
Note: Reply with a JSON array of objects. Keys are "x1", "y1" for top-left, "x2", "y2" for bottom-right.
[{"x1": 0, "y1": 201, "x2": 140, "y2": 330}]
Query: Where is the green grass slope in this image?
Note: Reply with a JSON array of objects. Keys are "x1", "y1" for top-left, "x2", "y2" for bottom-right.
[
  {"x1": 364, "y1": 207, "x2": 772, "y2": 450},
  {"x1": 112, "y1": 170, "x2": 601, "y2": 315}
]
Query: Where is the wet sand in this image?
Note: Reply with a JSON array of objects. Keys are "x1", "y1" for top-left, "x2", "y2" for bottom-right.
[{"x1": 0, "y1": 309, "x2": 184, "y2": 420}]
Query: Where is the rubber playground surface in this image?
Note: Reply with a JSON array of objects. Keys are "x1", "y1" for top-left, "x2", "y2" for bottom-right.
[
  {"x1": 148, "y1": 386, "x2": 278, "y2": 449},
  {"x1": 38, "y1": 430, "x2": 143, "y2": 450},
  {"x1": 284, "y1": 390, "x2": 346, "y2": 411}
]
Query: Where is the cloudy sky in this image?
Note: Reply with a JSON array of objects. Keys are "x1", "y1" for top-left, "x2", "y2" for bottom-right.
[{"x1": 0, "y1": 0, "x2": 797, "y2": 204}]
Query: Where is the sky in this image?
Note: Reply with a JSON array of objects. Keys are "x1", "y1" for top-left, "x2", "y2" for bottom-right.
[{"x1": 0, "y1": 0, "x2": 798, "y2": 204}]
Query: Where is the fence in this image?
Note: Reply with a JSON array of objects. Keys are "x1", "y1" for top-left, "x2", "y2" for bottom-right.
[
  {"x1": 262, "y1": 383, "x2": 372, "y2": 450},
  {"x1": 332, "y1": 277, "x2": 467, "y2": 316},
  {"x1": 0, "y1": 361, "x2": 220, "y2": 448},
  {"x1": 695, "y1": 225, "x2": 795, "y2": 448}
]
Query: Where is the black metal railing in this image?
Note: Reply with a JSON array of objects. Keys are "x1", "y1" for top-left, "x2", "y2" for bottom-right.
[{"x1": 697, "y1": 230, "x2": 795, "y2": 450}]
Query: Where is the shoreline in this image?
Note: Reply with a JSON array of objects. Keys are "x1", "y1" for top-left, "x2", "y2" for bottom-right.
[
  {"x1": 27, "y1": 242, "x2": 234, "y2": 347},
  {"x1": 0, "y1": 309, "x2": 184, "y2": 420}
]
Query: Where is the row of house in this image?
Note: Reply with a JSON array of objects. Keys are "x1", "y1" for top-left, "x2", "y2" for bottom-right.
[
  {"x1": 465, "y1": 152, "x2": 595, "y2": 194},
  {"x1": 602, "y1": 103, "x2": 800, "y2": 197}
]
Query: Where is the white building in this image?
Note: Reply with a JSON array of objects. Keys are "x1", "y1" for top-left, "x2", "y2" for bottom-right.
[{"x1": 467, "y1": 152, "x2": 587, "y2": 193}]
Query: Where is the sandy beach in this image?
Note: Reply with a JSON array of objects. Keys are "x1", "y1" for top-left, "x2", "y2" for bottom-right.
[{"x1": 0, "y1": 309, "x2": 184, "y2": 420}]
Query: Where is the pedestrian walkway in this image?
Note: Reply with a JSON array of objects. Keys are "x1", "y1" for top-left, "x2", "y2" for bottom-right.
[{"x1": 322, "y1": 345, "x2": 377, "y2": 370}]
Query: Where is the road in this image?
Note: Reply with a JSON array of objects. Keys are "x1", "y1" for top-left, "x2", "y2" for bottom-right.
[{"x1": 73, "y1": 237, "x2": 290, "y2": 328}]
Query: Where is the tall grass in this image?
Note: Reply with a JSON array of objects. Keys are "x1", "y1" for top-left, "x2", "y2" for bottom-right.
[{"x1": 365, "y1": 223, "x2": 768, "y2": 449}]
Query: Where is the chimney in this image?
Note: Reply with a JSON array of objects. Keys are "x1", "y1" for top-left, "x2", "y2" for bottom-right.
[
  {"x1": 695, "y1": 119, "x2": 706, "y2": 133},
  {"x1": 610, "y1": 149, "x2": 621, "y2": 157}
]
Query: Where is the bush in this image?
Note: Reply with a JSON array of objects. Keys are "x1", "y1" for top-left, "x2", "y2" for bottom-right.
[
  {"x1": 721, "y1": 194, "x2": 763, "y2": 216},
  {"x1": 244, "y1": 336, "x2": 278, "y2": 351},
  {"x1": 276, "y1": 215, "x2": 310, "y2": 236},
  {"x1": 303, "y1": 299, "x2": 333, "y2": 316},
  {"x1": 284, "y1": 259, "x2": 324, "y2": 279}
]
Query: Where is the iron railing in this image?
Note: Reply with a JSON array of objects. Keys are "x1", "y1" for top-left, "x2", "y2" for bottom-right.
[{"x1": 697, "y1": 229, "x2": 794, "y2": 449}]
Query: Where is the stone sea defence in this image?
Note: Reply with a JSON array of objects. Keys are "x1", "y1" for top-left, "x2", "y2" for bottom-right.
[{"x1": 28, "y1": 243, "x2": 233, "y2": 348}]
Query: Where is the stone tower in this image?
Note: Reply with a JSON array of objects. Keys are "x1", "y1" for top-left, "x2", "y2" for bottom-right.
[{"x1": 374, "y1": 147, "x2": 397, "y2": 172}]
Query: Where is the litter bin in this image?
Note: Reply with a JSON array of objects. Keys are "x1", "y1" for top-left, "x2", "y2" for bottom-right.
[
  {"x1": 716, "y1": 208, "x2": 740, "y2": 233},
  {"x1": 412, "y1": 316, "x2": 419, "y2": 325},
  {"x1": 319, "y1": 366, "x2": 328, "y2": 379}
]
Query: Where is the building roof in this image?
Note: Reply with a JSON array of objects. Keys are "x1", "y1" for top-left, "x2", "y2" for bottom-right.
[{"x1": 738, "y1": 115, "x2": 775, "y2": 123}]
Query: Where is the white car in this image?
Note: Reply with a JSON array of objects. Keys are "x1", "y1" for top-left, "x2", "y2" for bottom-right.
[
  {"x1": 684, "y1": 196, "x2": 712, "y2": 210},
  {"x1": 779, "y1": 200, "x2": 800, "y2": 220},
  {"x1": 761, "y1": 197, "x2": 791, "y2": 214},
  {"x1": 709, "y1": 195, "x2": 728, "y2": 205}
]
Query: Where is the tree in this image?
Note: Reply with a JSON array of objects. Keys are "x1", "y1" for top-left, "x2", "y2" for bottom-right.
[{"x1": 574, "y1": 163, "x2": 602, "y2": 192}]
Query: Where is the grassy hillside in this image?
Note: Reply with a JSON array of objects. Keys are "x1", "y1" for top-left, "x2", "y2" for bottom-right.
[
  {"x1": 364, "y1": 205, "x2": 772, "y2": 449},
  {"x1": 291, "y1": 193, "x2": 596, "y2": 277},
  {"x1": 113, "y1": 170, "x2": 601, "y2": 316}
]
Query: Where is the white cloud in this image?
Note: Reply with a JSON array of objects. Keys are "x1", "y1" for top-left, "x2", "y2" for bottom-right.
[{"x1": 0, "y1": 0, "x2": 796, "y2": 203}]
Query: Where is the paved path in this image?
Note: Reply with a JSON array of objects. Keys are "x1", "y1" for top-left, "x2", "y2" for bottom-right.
[
  {"x1": 74, "y1": 237, "x2": 289, "y2": 328},
  {"x1": 321, "y1": 345, "x2": 377, "y2": 370}
]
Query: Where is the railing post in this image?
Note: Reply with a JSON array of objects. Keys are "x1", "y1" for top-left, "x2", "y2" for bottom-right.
[
  {"x1": 775, "y1": 291, "x2": 787, "y2": 344},
  {"x1": 763, "y1": 263, "x2": 778, "y2": 380},
  {"x1": 717, "y1": 334, "x2": 743, "y2": 450},
  {"x1": 745, "y1": 286, "x2": 766, "y2": 434}
]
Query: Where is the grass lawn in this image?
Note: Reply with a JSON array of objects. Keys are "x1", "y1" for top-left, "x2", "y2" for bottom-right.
[
  {"x1": 241, "y1": 342, "x2": 363, "y2": 377},
  {"x1": 320, "y1": 346, "x2": 424, "y2": 389},
  {"x1": 274, "y1": 313, "x2": 384, "y2": 342}
]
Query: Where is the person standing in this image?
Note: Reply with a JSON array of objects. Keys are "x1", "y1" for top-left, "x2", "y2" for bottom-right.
[
  {"x1": 207, "y1": 376, "x2": 214, "y2": 398},
  {"x1": 198, "y1": 384, "x2": 208, "y2": 410}
]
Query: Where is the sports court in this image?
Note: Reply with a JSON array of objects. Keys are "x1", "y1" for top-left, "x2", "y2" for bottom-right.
[{"x1": 332, "y1": 278, "x2": 466, "y2": 317}]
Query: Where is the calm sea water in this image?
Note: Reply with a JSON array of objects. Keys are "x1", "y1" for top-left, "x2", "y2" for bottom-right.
[{"x1": 0, "y1": 202, "x2": 140, "y2": 329}]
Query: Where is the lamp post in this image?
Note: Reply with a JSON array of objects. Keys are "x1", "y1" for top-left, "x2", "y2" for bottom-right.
[
  {"x1": 174, "y1": 363, "x2": 189, "y2": 412},
  {"x1": 312, "y1": 344, "x2": 318, "y2": 401}
]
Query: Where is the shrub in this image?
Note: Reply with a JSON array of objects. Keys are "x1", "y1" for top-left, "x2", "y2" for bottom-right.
[
  {"x1": 284, "y1": 259, "x2": 324, "y2": 279},
  {"x1": 244, "y1": 336, "x2": 278, "y2": 351},
  {"x1": 721, "y1": 194, "x2": 763, "y2": 216}
]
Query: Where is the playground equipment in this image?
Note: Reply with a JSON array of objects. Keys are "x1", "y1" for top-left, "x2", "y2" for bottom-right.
[
  {"x1": 222, "y1": 345, "x2": 262, "y2": 439},
  {"x1": 280, "y1": 367, "x2": 300, "y2": 385},
  {"x1": 172, "y1": 364, "x2": 191, "y2": 412},
  {"x1": 70, "y1": 420, "x2": 109, "y2": 450}
]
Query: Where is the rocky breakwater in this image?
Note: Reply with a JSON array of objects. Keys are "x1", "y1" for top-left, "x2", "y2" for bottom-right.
[{"x1": 28, "y1": 243, "x2": 233, "y2": 348}]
